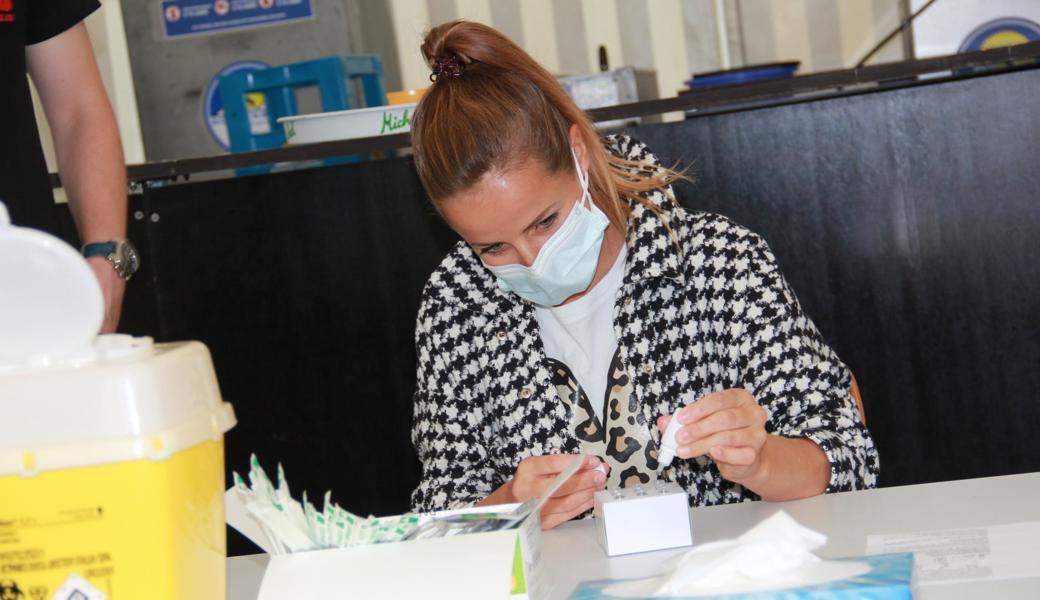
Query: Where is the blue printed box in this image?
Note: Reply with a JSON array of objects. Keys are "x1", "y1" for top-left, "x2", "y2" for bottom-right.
[{"x1": 569, "y1": 552, "x2": 913, "y2": 600}]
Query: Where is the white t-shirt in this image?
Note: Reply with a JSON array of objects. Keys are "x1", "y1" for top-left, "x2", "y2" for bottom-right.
[{"x1": 534, "y1": 245, "x2": 627, "y2": 422}]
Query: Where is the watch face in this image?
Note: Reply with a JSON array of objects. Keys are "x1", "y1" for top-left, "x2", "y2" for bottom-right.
[{"x1": 117, "y1": 240, "x2": 141, "y2": 279}]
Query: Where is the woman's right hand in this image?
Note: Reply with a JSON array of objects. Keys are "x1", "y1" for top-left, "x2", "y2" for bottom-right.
[{"x1": 478, "y1": 454, "x2": 609, "y2": 529}]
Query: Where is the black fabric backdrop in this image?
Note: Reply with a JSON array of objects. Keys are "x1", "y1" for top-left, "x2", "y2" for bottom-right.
[{"x1": 48, "y1": 67, "x2": 1040, "y2": 556}]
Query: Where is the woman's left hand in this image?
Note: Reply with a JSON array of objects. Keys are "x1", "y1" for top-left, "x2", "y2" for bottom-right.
[{"x1": 656, "y1": 388, "x2": 769, "y2": 483}]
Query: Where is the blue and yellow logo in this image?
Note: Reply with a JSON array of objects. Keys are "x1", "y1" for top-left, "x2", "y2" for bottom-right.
[{"x1": 959, "y1": 17, "x2": 1040, "y2": 52}]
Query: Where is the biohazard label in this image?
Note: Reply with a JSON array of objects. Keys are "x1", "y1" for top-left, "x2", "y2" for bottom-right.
[
  {"x1": 0, "y1": 578, "x2": 27, "y2": 599},
  {"x1": 52, "y1": 574, "x2": 104, "y2": 600}
]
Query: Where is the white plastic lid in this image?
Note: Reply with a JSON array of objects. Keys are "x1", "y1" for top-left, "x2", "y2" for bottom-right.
[
  {"x1": 0, "y1": 202, "x2": 103, "y2": 367},
  {"x1": 0, "y1": 339, "x2": 236, "y2": 476}
]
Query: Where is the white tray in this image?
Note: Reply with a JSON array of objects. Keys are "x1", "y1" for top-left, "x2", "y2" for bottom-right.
[{"x1": 278, "y1": 103, "x2": 416, "y2": 145}]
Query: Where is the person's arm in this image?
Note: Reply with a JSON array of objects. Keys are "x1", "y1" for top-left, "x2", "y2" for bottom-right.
[
  {"x1": 411, "y1": 294, "x2": 608, "y2": 527},
  {"x1": 27, "y1": 22, "x2": 128, "y2": 333},
  {"x1": 729, "y1": 228, "x2": 880, "y2": 497},
  {"x1": 659, "y1": 222, "x2": 879, "y2": 501},
  {"x1": 657, "y1": 391, "x2": 831, "y2": 501},
  {"x1": 411, "y1": 296, "x2": 501, "y2": 512},
  {"x1": 738, "y1": 434, "x2": 831, "y2": 499}
]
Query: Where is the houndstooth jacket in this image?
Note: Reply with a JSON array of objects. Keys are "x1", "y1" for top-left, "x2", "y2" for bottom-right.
[{"x1": 410, "y1": 134, "x2": 880, "y2": 512}]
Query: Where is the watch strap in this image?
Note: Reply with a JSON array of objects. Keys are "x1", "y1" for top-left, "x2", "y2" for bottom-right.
[{"x1": 83, "y1": 241, "x2": 117, "y2": 259}]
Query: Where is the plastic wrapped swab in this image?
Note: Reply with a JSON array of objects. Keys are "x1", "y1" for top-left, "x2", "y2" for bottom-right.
[{"x1": 231, "y1": 455, "x2": 423, "y2": 552}]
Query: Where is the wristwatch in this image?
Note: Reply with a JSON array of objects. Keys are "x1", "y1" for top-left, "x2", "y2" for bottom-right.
[{"x1": 82, "y1": 239, "x2": 141, "y2": 280}]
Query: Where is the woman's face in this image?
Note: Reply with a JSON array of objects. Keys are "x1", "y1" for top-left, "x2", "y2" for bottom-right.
[{"x1": 440, "y1": 153, "x2": 588, "y2": 268}]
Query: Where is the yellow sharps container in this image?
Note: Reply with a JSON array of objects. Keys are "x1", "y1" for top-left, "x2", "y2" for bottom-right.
[{"x1": 0, "y1": 204, "x2": 236, "y2": 600}]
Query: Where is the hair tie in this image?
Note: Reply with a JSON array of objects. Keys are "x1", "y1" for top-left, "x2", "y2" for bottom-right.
[{"x1": 430, "y1": 55, "x2": 465, "y2": 82}]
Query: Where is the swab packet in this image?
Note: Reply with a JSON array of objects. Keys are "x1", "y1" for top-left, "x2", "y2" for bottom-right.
[
  {"x1": 230, "y1": 455, "x2": 425, "y2": 553},
  {"x1": 229, "y1": 453, "x2": 588, "y2": 555}
]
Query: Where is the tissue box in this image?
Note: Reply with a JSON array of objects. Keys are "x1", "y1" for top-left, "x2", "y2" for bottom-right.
[
  {"x1": 594, "y1": 481, "x2": 694, "y2": 556},
  {"x1": 257, "y1": 504, "x2": 545, "y2": 600},
  {"x1": 568, "y1": 552, "x2": 914, "y2": 599}
]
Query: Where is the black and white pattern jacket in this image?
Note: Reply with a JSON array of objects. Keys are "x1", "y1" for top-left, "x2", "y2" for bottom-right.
[{"x1": 411, "y1": 135, "x2": 880, "y2": 512}]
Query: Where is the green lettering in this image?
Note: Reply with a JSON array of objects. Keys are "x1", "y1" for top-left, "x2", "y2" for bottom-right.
[{"x1": 381, "y1": 109, "x2": 412, "y2": 134}]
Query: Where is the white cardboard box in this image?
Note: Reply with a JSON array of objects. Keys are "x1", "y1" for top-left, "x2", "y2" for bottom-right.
[
  {"x1": 594, "y1": 481, "x2": 693, "y2": 556},
  {"x1": 257, "y1": 503, "x2": 545, "y2": 600},
  {"x1": 240, "y1": 457, "x2": 591, "y2": 599}
]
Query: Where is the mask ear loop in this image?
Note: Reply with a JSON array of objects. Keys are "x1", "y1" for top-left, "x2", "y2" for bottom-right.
[{"x1": 571, "y1": 148, "x2": 593, "y2": 210}]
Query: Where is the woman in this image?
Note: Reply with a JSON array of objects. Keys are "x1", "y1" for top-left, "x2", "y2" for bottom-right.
[{"x1": 410, "y1": 20, "x2": 879, "y2": 529}]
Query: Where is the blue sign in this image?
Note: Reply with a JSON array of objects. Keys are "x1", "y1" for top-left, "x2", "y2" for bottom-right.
[
  {"x1": 202, "y1": 60, "x2": 270, "y2": 150},
  {"x1": 162, "y1": 0, "x2": 313, "y2": 39}
]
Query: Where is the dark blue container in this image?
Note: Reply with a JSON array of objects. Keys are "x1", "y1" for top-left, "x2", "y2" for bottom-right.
[{"x1": 688, "y1": 61, "x2": 800, "y2": 89}]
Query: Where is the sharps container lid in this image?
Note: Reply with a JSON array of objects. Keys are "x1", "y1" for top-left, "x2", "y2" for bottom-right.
[{"x1": 0, "y1": 202, "x2": 103, "y2": 367}]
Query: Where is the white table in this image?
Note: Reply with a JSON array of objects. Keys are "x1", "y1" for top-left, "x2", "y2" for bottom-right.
[{"x1": 228, "y1": 472, "x2": 1040, "y2": 599}]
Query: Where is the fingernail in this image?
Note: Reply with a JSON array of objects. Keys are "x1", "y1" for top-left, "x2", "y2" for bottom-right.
[
  {"x1": 710, "y1": 447, "x2": 723, "y2": 459},
  {"x1": 678, "y1": 409, "x2": 693, "y2": 424},
  {"x1": 594, "y1": 471, "x2": 606, "y2": 484},
  {"x1": 678, "y1": 446, "x2": 692, "y2": 458},
  {"x1": 676, "y1": 430, "x2": 690, "y2": 444}
]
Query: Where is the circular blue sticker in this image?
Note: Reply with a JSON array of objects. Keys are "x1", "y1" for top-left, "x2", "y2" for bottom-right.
[
  {"x1": 959, "y1": 17, "x2": 1040, "y2": 53},
  {"x1": 203, "y1": 60, "x2": 270, "y2": 151}
]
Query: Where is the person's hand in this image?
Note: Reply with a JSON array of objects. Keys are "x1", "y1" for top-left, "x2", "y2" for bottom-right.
[
  {"x1": 513, "y1": 454, "x2": 608, "y2": 529},
  {"x1": 657, "y1": 389, "x2": 769, "y2": 483},
  {"x1": 86, "y1": 256, "x2": 126, "y2": 333},
  {"x1": 498, "y1": 454, "x2": 608, "y2": 530}
]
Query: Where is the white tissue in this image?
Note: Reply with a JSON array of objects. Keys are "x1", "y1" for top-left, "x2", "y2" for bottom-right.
[
  {"x1": 659, "y1": 511, "x2": 825, "y2": 592},
  {"x1": 604, "y1": 511, "x2": 870, "y2": 598}
]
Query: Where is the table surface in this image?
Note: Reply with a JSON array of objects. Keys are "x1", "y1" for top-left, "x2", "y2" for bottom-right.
[{"x1": 228, "y1": 472, "x2": 1040, "y2": 599}]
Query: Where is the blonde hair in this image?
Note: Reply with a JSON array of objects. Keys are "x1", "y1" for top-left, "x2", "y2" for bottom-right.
[{"x1": 412, "y1": 20, "x2": 684, "y2": 232}]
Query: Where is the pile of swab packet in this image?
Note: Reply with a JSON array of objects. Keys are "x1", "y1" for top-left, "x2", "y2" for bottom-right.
[
  {"x1": 230, "y1": 455, "x2": 422, "y2": 553},
  {"x1": 230, "y1": 455, "x2": 534, "y2": 555}
]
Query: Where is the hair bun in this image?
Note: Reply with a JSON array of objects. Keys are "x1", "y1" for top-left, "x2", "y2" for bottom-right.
[
  {"x1": 429, "y1": 54, "x2": 465, "y2": 82},
  {"x1": 422, "y1": 21, "x2": 478, "y2": 82}
]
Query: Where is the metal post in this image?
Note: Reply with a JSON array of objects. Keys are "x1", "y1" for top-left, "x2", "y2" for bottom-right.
[{"x1": 713, "y1": 0, "x2": 732, "y2": 70}]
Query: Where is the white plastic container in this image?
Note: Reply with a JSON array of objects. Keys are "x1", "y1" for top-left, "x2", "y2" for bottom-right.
[
  {"x1": 278, "y1": 103, "x2": 416, "y2": 145},
  {"x1": 594, "y1": 481, "x2": 693, "y2": 556},
  {"x1": 0, "y1": 204, "x2": 236, "y2": 599}
]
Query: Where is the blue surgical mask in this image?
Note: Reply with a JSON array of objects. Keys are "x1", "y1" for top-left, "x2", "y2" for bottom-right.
[{"x1": 485, "y1": 150, "x2": 609, "y2": 306}]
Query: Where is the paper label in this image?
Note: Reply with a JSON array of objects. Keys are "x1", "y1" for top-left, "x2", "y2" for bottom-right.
[
  {"x1": 0, "y1": 507, "x2": 114, "y2": 600},
  {"x1": 866, "y1": 521, "x2": 1040, "y2": 585}
]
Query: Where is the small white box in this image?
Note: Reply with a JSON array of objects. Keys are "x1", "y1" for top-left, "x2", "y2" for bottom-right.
[{"x1": 594, "y1": 481, "x2": 693, "y2": 556}]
